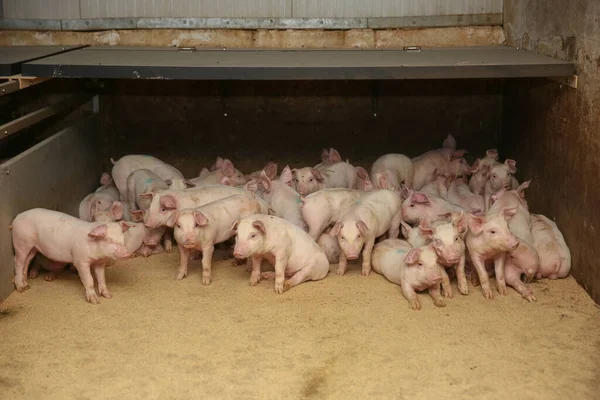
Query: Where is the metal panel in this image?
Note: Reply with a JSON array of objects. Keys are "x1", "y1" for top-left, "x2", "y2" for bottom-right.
[
  {"x1": 21, "y1": 46, "x2": 576, "y2": 81},
  {"x1": 2, "y1": 0, "x2": 80, "y2": 19},
  {"x1": 80, "y1": 0, "x2": 291, "y2": 18},
  {"x1": 0, "y1": 115, "x2": 102, "y2": 302},
  {"x1": 0, "y1": 45, "x2": 84, "y2": 76},
  {"x1": 293, "y1": 0, "x2": 503, "y2": 18}
]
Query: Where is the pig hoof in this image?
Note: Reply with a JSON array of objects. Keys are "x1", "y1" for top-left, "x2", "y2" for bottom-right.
[
  {"x1": 443, "y1": 289, "x2": 453, "y2": 298},
  {"x1": 176, "y1": 271, "x2": 187, "y2": 280},
  {"x1": 165, "y1": 242, "x2": 173, "y2": 253},
  {"x1": 100, "y1": 289, "x2": 112, "y2": 299},
  {"x1": 409, "y1": 299, "x2": 421, "y2": 310},
  {"x1": 15, "y1": 282, "x2": 30, "y2": 292},
  {"x1": 202, "y1": 276, "x2": 211, "y2": 285},
  {"x1": 361, "y1": 268, "x2": 371, "y2": 277},
  {"x1": 261, "y1": 272, "x2": 276, "y2": 280},
  {"x1": 336, "y1": 268, "x2": 346, "y2": 276},
  {"x1": 458, "y1": 284, "x2": 469, "y2": 296},
  {"x1": 497, "y1": 285, "x2": 507, "y2": 295},
  {"x1": 482, "y1": 288, "x2": 494, "y2": 300},
  {"x1": 249, "y1": 277, "x2": 260, "y2": 286},
  {"x1": 28, "y1": 269, "x2": 40, "y2": 279},
  {"x1": 44, "y1": 273, "x2": 57, "y2": 282},
  {"x1": 86, "y1": 292, "x2": 101, "y2": 304},
  {"x1": 274, "y1": 283, "x2": 284, "y2": 294},
  {"x1": 523, "y1": 293, "x2": 537, "y2": 302},
  {"x1": 433, "y1": 298, "x2": 446, "y2": 307}
]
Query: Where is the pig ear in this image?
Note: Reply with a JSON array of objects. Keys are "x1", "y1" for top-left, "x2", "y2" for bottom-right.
[
  {"x1": 356, "y1": 220, "x2": 369, "y2": 236},
  {"x1": 88, "y1": 224, "x2": 108, "y2": 239},
  {"x1": 438, "y1": 212, "x2": 453, "y2": 222},
  {"x1": 400, "y1": 184, "x2": 411, "y2": 200},
  {"x1": 221, "y1": 159, "x2": 235, "y2": 177},
  {"x1": 100, "y1": 172, "x2": 113, "y2": 187},
  {"x1": 363, "y1": 178, "x2": 374, "y2": 192},
  {"x1": 328, "y1": 148, "x2": 342, "y2": 164},
  {"x1": 400, "y1": 221, "x2": 412, "y2": 238},
  {"x1": 120, "y1": 221, "x2": 134, "y2": 232},
  {"x1": 468, "y1": 215, "x2": 485, "y2": 235},
  {"x1": 431, "y1": 238, "x2": 444, "y2": 252},
  {"x1": 502, "y1": 206, "x2": 518, "y2": 220},
  {"x1": 184, "y1": 180, "x2": 196, "y2": 188},
  {"x1": 109, "y1": 201, "x2": 124, "y2": 220},
  {"x1": 264, "y1": 162, "x2": 278, "y2": 180},
  {"x1": 258, "y1": 172, "x2": 272, "y2": 193},
  {"x1": 404, "y1": 248, "x2": 421, "y2": 265},
  {"x1": 486, "y1": 149, "x2": 499, "y2": 160},
  {"x1": 443, "y1": 134, "x2": 456, "y2": 149},
  {"x1": 139, "y1": 192, "x2": 155, "y2": 201},
  {"x1": 310, "y1": 168, "x2": 324, "y2": 182},
  {"x1": 378, "y1": 175, "x2": 389, "y2": 190},
  {"x1": 130, "y1": 210, "x2": 144, "y2": 223},
  {"x1": 451, "y1": 150, "x2": 468, "y2": 161},
  {"x1": 505, "y1": 159, "x2": 517, "y2": 173},
  {"x1": 355, "y1": 166, "x2": 368, "y2": 180},
  {"x1": 244, "y1": 179, "x2": 259, "y2": 193},
  {"x1": 280, "y1": 165, "x2": 293, "y2": 187},
  {"x1": 90, "y1": 199, "x2": 100, "y2": 218},
  {"x1": 165, "y1": 211, "x2": 179, "y2": 228},
  {"x1": 160, "y1": 195, "x2": 177, "y2": 209},
  {"x1": 214, "y1": 157, "x2": 224, "y2": 170},
  {"x1": 221, "y1": 176, "x2": 232, "y2": 186},
  {"x1": 412, "y1": 192, "x2": 431, "y2": 205},
  {"x1": 453, "y1": 212, "x2": 468, "y2": 236},
  {"x1": 193, "y1": 211, "x2": 209, "y2": 226},
  {"x1": 228, "y1": 221, "x2": 239, "y2": 234},
  {"x1": 320, "y1": 148, "x2": 330, "y2": 163},
  {"x1": 199, "y1": 167, "x2": 210, "y2": 178},
  {"x1": 491, "y1": 189, "x2": 507, "y2": 202},
  {"x1": 517, "y1": 180, "x2": 531, "y2": 198},
  {"x1": 252, "y1": 220, "x2": 266, "y2": 234},
  {"x1": 329, "y1": 221, "x2": 343, "y2": 237},
  {"x1": 470, "y1": 159, "x2": 482, "y2": 174},
  {"x1": 418, "y1": 218, "x2": 435, "y2": 238}
]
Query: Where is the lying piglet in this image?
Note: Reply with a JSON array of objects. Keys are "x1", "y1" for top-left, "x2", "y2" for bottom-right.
[
  {"x1": 11, "y1": 208, "x2": 132, "y2": 304},
  {"x1": 469, "y1": 149, "x2": 498, "y2": 195},
  {"x1": 317, "y1": 228, "x2": 341, "y2": 264},
  {"x1": 249, "y1": 169, "x2": 306, "y2": 231},
  {"x1": 483, "y1": 159, "x2": 519, "y2": 212},
  {"x1": 371, "y1": 239, "x2": 446, "y2": 310},
  {"x1": 411, "y1": 135, "x2": 470, "y2": 190},
  {"x1": 420, "y1": 171, "x2": 451, "y2": 198},
  {"x1": 445, "y1": 177, "x2": 484, "y2": 215},
  {"x1": 143, "y1": 185, "x2": 244, "y2": 228},
  {"x1": 301, "y1": 188, "x2": 365, "y2": 240},
  {"x1": 189, "y1": 158, "x2": 246, "y2": 187},
  {"x1": 329, "y1": 182, "x2": 403, "y2": 276},
  {"x1": 232, "y1": 214, "x2": 329, "y2": 293},
  {"x1": 293, "y1": 160, "x2": 358, "y2": 196},
  {"x1": 93, "y1": 201, "x2": 126, "y2": 223},
  {"x1": 465, "y1": 207, "x2": 520, "y2": 299},
  {"x1": 370, "y1": 153, "x2": 414, "y2": 190},
  {"x1": 400, "y1": 190, "x2": 465, "y2": 226},
  {"x1": 126, "y1": 169, "x2": 170, "y2": 211},
  {"x1": 79, "y1": 180, "x2": 120, "y2": 222},
  {"x1": 168, "y1": 193, "x2": 269, "y2": 284},
  {"x1": 530, "y1": 214, "x2": 571, "y2": 279}
]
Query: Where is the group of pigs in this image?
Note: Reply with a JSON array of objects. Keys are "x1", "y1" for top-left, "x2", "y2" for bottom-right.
[{"x1": 10, "y1": 134, "x2": 570, "y2": 309}]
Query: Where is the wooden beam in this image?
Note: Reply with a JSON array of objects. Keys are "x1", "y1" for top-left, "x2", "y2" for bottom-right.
[
  {"x1": 0, "y1": 94, "x2": 92, "y2": 140},
  {"x1": 0, "y1": 74, "x2": 52, "y2": 96},
  {"x1": 547, "y1": 75, "x2": 578, "y2": 89},
  {"x1": 0, "y1": 80, "x2": 20, "y2": 96}
]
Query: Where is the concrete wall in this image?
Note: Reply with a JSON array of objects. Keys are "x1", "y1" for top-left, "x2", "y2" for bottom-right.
[{"x1": 503, "y1": 0, "x2": 600, "y2": 303}]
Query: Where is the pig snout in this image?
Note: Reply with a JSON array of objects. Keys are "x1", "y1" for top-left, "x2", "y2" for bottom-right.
[
  {"x1": 429, "y1": 273, "x2": 442, "y2": 285},
  {"x1": 182, "y1": 235, "x2": 196, "y2": 248},
  {"x1": 347, "y1": 254, "x2": 359, "y2": 260},
  {"x1": 114, "y1": 246, "x2": 130, "y2": 259}
]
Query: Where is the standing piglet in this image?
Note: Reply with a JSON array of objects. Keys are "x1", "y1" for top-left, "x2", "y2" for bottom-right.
[
  {"x1": 245, "y1": 161, "x2": 278, "y2": 182},
  {"x1": 92, "y1": 201, "x2": 127, "y2": 223},
  {"x1": 126, "y1": 169, "x2": 170, "y2": 211},
  {"x1": 190, "y1": 158, "x2": 246, "y2": 187},
  {"x1": 328, "y1": 184, "x2": 403, "y2": 276},
  {"x1": 301, "y1": 188, "x2": 365, "y2": 240},
  {"x1": 371, "y1": 239, "x2": 446, "y2": 310},
  {"x1": 11, "y1": 209, "x2": 131, "y2": 304},
  {"x1": 401, "y1": 190, "x2": 465, "y2": 226},
  {"x1": 79, "y1": 176, "x2": 121, "y2": 222},
  {"x1": 167, "y1": 193, "x2": 269, "y2": 284},
  {"x1": 111, "y1": 154, "x2": 193, "y2": 199},
  {"x1": 483, "y1": 159, "x2": 519, "y2": 212},
  {"x1": 445, "y1": 177, "x2": 484, "y2": 215},
  {"x1": 233, "y1": 214, "x2": 329, "y2": 293},
  {"x1": 469, "y1": 149, "x2": 499, "y2": 195},
  {"x1": 293, "y1": 160, "x2": 358, "y2": 196},
  {"x1": 530, "y1": 214, "x2": 571, "y2": 279},
  {"x1": 370, "y1": 153, "x2": 414, "y2": 190},
  {"x1": 411, "y1": 135, "x2": 470, "y2": 190},
  {"x1": 466, "y1": 207, "x2": 520, "y2": 299}
]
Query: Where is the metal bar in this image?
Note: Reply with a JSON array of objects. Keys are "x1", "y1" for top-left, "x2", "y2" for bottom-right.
[
  {"x1": 0, "y1": 45, "x2": 86, "y2": 76},
  {"x1": 0, "y1": 94, "x2": 92, "y2": 140},
  {"x1": 0, "y1": 14, "x2": 502, "y2": 31},
  {"x1": 0, "y1": 80, "x2": 20, "y2": 96}
]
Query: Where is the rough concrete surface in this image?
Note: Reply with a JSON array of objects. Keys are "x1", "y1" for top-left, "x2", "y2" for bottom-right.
[
  {"x1": 503, "y1": 0, "x2": 600, "y2": 303},
  {"x1": 0, "y1": 252, "x2": 599, "y2": 399}
]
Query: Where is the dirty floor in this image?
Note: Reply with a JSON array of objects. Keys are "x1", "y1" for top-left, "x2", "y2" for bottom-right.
[{"x1": 1, "y1": 251, "x2": 599, "y2": 400}]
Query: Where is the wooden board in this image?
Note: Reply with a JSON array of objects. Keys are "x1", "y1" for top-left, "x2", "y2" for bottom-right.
[{"x1": 0, "y1": 115, "x2": 102, "y2": 302}]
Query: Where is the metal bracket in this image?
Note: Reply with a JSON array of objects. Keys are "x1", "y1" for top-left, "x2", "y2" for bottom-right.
[{"x1": 547, "y1": 75, "x2": 578, "y2": 89}]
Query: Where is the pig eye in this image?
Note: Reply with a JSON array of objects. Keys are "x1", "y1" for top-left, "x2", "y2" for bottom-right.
[
  {"x1": 176, "y1": 223, "x2": 181, "y2": 229},
  {"x1": 492, "y1": 174, "x2": 497, "y2": 179},
  {"x1": 410, "y1": 204, "x2": 415, "y2": 207},
  {"x1": 490, "y1": 229, "x2": 497, "y2": 235},
  {"x1": 454, "y1": 236, "x2": 459, "y2": 242},
  {"x1": 340, "y1": 235, "x2": 345, "y2": 240},
  {"x1": 250, "y1": 233, "x2": 256, "y2": 239},
  {"x1": 309, "y1": 178, "x2": 314, "y2": 182},
  {"x1": 161, "y1": 208, "x2": 166, "y2": 212},
  {"x1": 418, "y1": 262, "x2": 423, "y2": 267},
  {"x1": 357, "y1": 234, "x2": 361, "y2": 239}
]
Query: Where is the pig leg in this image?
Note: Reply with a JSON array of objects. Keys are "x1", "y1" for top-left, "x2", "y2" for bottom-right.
[
  {"x1": 361, "y1": 237, "x2": 376, "y2": 276},
  {"x1": 493, "y1": 253, "x2": 508, "y2": 295},
  {"x1": 505, "y1": 264, "x2": 537, "y2": 302},
  {"x1": 28, "y1": 264, "x2": 41, "y2": 279},
  {"x1": 456, "y1": 255, "x2": 468, "y2": 295},
  {"x1": 428, "y1": 283, "x2": 447, "y2": 307},
  {"x1": 388, "y1": 212, "x2": 402, "y2": 240},
  {"x1": 337, "y1": 251, "x2": 348, "y2": 276},
  {"x1": 201, "y1": 244, "x2": 214, "y2": 285},
  {"x1": 44, "y1": 272, "x2": 57, "y2": 282},
  {"x1": 273, "y1": 253, "x2": 289, "y2": 294},
  {"x1": 13, "y1": 246, "x2": 37, "y2": 292},
  {"x1": 249, "y1": 256, "x2": 263, "y2": 286},
  {"x1": 483, "y1": 193, "x2": 492, "y2": 213},
  {"x1": 176, "y1": 245, "x2": 191, "y2": 280},
  {"x1": 163, "y1": 230, "x2": 174, "y2": 253},
  {"x1": 400, "y1": 282, "x2": 421, "y2": 310},
  {"x1": 74, "y1": 262, "x2": 100, "y2": 304},
  {"x1": 283, "y1": 267, "x2": 314, "y2": 292},
  {"x1": 471, "y1": 253, "x2": 494, "y2": 300},
  {"x1": 439, "y1": 267, "x2": 453, "y2": 298},
  {"x1": 93, "y1": 263, "x2": 112, "y2": 299}
]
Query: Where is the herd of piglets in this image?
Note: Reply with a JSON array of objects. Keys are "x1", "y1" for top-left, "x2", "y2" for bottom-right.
[{"x1": 10, "y1": 135, "x2": 571, "y2": 309}]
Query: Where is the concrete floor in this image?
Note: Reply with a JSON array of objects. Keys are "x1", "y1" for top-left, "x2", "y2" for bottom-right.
[{"x1": 1, "y1": 251, "x2": 599, "y2": 400}]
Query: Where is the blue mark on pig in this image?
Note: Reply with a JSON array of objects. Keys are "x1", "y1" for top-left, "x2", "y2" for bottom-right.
[
  {"x1": 395, "y1": 249, "x2": 407, "y2": 254},
  {"x1": 145, "y1": 178, "x2": 154, "y2": 184}
]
